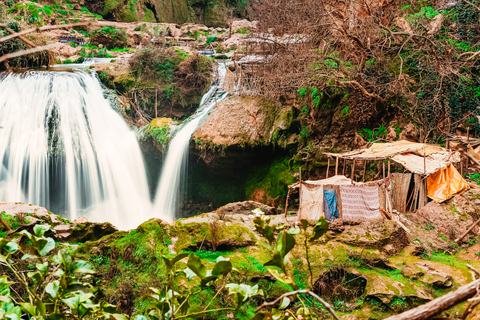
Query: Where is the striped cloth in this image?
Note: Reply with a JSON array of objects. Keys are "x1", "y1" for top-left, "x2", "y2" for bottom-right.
[{"x1": 339, "y1": 185, "x2": 382, "y2": 220}]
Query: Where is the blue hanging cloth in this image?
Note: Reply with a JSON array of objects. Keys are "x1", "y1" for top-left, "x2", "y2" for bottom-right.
[{"x1": 323, "y1": 189, "x2": 339, "y2": 221}]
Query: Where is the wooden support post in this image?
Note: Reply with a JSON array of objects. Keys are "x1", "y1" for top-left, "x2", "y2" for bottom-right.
[
  {"x1": 326, "y1": 157, "x2": 330, "y2": 179},
  {"x1": 362, "y1": 160, "x2": 367, "y2": 182},
  {"x1": 383, "y1": 161, "x2": 387, "y2": 210},
  {"x1": 388, "y1": 159, "x2": 391, "y2": 178},
  {"x1": 351, "y1": 160, "x2": 356, "y2": 184},
  {"x1": 284, "y1": 187, "x2": 291, "y2": 218},
  {"x1": 335, "y1": 156, "x2": 339, "y2": 176},
  {"x1": 155, "y1": 88, "x2": 158, "y2": 118}
]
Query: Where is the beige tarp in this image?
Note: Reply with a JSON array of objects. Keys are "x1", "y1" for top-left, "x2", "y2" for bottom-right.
[
  {"x1": 391, "y1": 151, "x2": 461, "y2": 176},
  {"x1": 304, "y1": 175, "x2": 352, "y2": 186},
  {"x1": 325, "y1": 140, "x2": 446, "y2": 160},
  {"x1": 325, "y1": 140, "x2": 461, "y2": 176},
  {"x1": 427, "y1": 164, "x2": 469, "y2": 202}
]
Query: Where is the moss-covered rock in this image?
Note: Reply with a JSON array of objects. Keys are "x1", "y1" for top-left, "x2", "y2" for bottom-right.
[{"x1": 334, "y1": 220, "x2": 409, "y2": 256}]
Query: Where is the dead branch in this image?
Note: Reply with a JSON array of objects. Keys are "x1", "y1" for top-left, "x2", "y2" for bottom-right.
[
  {"x1": 384, "y1": 278, "x2": 480, "y2": 320},
  {"x1": 455, "y1": 216, "x2": 480, "y2": 243},
  {"x1": 0, "y1": 22, "x2": 93, "y2": 44},
  {"x1": 0, "y1": 44, "x2": 56, "y2": 63},
  {"x1": 464, "y1": 0, "x2": 480, "y2": 12},
  {"x1": 339, "y1": 80, "x2": 386, "y2": 103},
  {"x1": 254, "y1": 289, "x2": 340, "y2": 320}
]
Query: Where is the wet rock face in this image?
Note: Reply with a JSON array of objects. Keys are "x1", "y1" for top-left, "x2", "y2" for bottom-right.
[{"x1": 334, "y1": 219, "x2": 410, "y2": 256}]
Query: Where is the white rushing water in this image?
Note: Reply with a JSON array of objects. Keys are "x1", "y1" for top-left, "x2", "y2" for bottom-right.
[
  {"x1": 154, "y1": 62, "x2": 228, "y2": 221},
  {"x1": 0, "y1": 71, "x2": 152, "y2": 230}
]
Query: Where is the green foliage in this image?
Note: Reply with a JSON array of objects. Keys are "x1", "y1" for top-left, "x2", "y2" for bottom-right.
[
  {"x1": 340, "y1": 106, "x2": 349, "y2": 117},
  {"x1": 6, "y1": 20, "x2": 20, "y2": 32},
  {"x1": 245, "y1": 158, "x2": 298, "y2": 201},
  {"x1": 298, "y1": 87, "x2": 307, "y2": 96},
  {"x1": 358, "y1": 124, "x2": 387, "y2": 142},
  {"x1": 468, "y1": 173, "x2": 480, "y2": 184},
  {"x1": 0, "y1": 227, "x2": 126, "y2": 319},
  {"x1": 310, "y1": 87, "x2": 320, "y2": 108},
  {"x1": 206, "y1": 36, "x2": 218, "y2": 46},
  {"x1": 407, "y1": 6, "x2": 440, "y2": 21},
  {"x1": 425, "y1": 223, "x2": 435, "y2": 230},
  {"x1": 438, "y1": 233, "x2": 447, "y2": 241}
]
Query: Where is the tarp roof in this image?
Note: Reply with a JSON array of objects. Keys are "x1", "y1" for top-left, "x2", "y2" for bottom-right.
[
  {"x1": 304, "y1": 175, "x2": 352, "y2": 186},
  {"x1": 325, "y1": 140, "x2": 461, "y2": 176}
]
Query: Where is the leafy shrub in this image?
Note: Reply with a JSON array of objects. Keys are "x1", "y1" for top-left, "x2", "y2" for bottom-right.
[{"x1": 6, "y1": 20, "x2": 20, "y2": 32}]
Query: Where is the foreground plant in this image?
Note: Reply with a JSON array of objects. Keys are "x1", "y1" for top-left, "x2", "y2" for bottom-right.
[
  {"x1": 252, "y1": 216, "x2": 339, "y2": 320},
  {"x1": 0, "y1": 224, "x2": 125, "y2": 320}
]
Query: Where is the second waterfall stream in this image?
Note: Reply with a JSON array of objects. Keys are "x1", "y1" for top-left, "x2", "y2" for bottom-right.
[{"x1": 154, "y1": 62, "x2": 228, "y2": 221}]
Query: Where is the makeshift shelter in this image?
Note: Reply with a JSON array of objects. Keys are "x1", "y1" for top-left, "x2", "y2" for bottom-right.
[
  {"x1": 321, "y1": 140, "x2": 469, "y2": 214},
  {"x1": 293, "y1": 175, "x2": 383, "y2": 222}
]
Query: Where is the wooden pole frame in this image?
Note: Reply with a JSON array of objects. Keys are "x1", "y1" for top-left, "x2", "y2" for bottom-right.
[
  {"x1": 326, "y1": 157, "x2": 330, "y2": 179},
  {"x1": 335, "y1": 156, "x2": 339, "y2": 176}
]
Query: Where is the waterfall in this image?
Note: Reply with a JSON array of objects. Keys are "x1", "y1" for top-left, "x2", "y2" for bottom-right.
[
  {"x1": 0, "y1": 71, "x2": 152, "y2": 230},
  {"x1": 154, "y1": 62, "x2": 228, "y2": 221}
]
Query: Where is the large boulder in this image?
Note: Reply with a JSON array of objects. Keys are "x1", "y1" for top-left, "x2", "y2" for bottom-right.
[
  {"x1": 216, "y1": 201, "x2": 281, "y2": 217},
  {"x1": 193, "y1": 95, "x2": 294, "y2": 148},
  {"x1": 171, "y1": 220, "x2": 257, "y2": 252},
  {"x1": 52, "y1": 217, "x2": 118, "y2": 243},
  {"x1": 334, "y1": 220, "x2": 409, "y2": 255},
  {"x1": 364, "y1": 274, "x2": 434, "y2": 311}
]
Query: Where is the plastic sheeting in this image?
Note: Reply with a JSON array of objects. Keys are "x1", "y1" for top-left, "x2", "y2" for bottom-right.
[
  {"x1": 427, "y1": 164, "x2": 469, "y2": 202},
  {"x1": 323, "y1": 189, "x2": 338, "y2": 221},
  {"x1": 304, "y1": 175, "x2": 352, "y2": 186}
]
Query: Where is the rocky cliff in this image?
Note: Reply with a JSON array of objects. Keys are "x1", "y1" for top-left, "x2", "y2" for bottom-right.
[{"x1": 84, "y1": 0, "x2": 252, "y2": 26}]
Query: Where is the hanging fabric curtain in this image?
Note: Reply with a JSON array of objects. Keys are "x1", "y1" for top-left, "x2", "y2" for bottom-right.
[{"x1": 323, "y1": 189, "x2": 338, "y2": 222}]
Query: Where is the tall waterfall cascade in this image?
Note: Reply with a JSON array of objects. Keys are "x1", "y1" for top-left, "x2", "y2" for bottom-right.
[
  {"x1": 0, "y1": 71, "x2": 152, "y2": 230},
  {"x1": 154, "y1": 62, "x2": 228, "y2": 221}
]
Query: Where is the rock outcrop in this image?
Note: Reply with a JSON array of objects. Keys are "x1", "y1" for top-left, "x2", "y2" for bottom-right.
[{"x1": 193, "y1": 95, "x2": 294, "y2": 148}]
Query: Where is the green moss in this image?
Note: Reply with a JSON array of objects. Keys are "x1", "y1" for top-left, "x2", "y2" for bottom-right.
[{"x1": 244, "y1": 157, "x2": 299, "y2": 201}]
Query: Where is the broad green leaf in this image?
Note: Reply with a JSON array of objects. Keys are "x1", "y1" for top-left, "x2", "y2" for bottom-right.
[
  {"x1": 34, "y1": 299, "x2": 46, "y2": 316},
  {"x1": 287, "y1": 226, "x2": 300, "y2": 235},
  {"x1": 212, "y1": 260, "x2": 232, "y2": 277},
  {"x1": 21, "y1": 254, "x2": 33, "y2": 260},
  {"x1": 36, "y1": 262, "x2": 48, "y2": 274},
  {"x1": 46, "y1": 280, "x2": 60, "y2": 299},
  {"x1": 276, "y1": 231, "x2": 295, "y2": 259},
  {"x1": 279, "y1": 297, "x2": 290, "y2": 310},
  {"x1": 300, "y1": 219, "x2": 309, "y2": 230},
  {"x1": 5, "y1": 241, "x2": 18, "y2": 254},
  {"x1": 267, "y1": 267, "x2": 294, "y2": 286},
  {"x1": 183, "y1": 267, "x2": 196, "y2": 280},
  {"x1": 72, "y1": 260, "x2": 95, "y2": 274},
  {"x1": 17, "y1": 230, "x2": 32, "y2": 239},
  {"x1": 132, "y1": 316, "x2": 148, "y2": 320},
  {"x1": 161, "y1": 256, "x2": 172, "y2": 272},
  {"x1": 38, "y1": 237, "x2": 55, "y2": 256},
  {"x1": 19, "y1": 303, "x2": 36, "y2": 316},
  {"x1": 187, "y1": 253, "x2": 206, "y2": 279},
  {"x1": 200, "y1": 275, "x2": 218, "y2": 287},
  {"x1": 264, "y1": 225, "x2": 275, "y2": 244},
  {"x1": 264, "y1": 253, "x2": 284, "y2": 271},
  {"x1": 33, "y1": 224, "x2": 50, "y2": 237},
  {"x1": 110, "y1": 314, "x2": 128, "y2": 320},
  {"x1": 27, "y1": 271, "x2": 42, "y2": 284},
  {"x1": 171, "y1": 252, "x2": 189, "y2": 265},
  {"x1": 310, "y1": 217, "x2": 329, "y2": 241}
]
